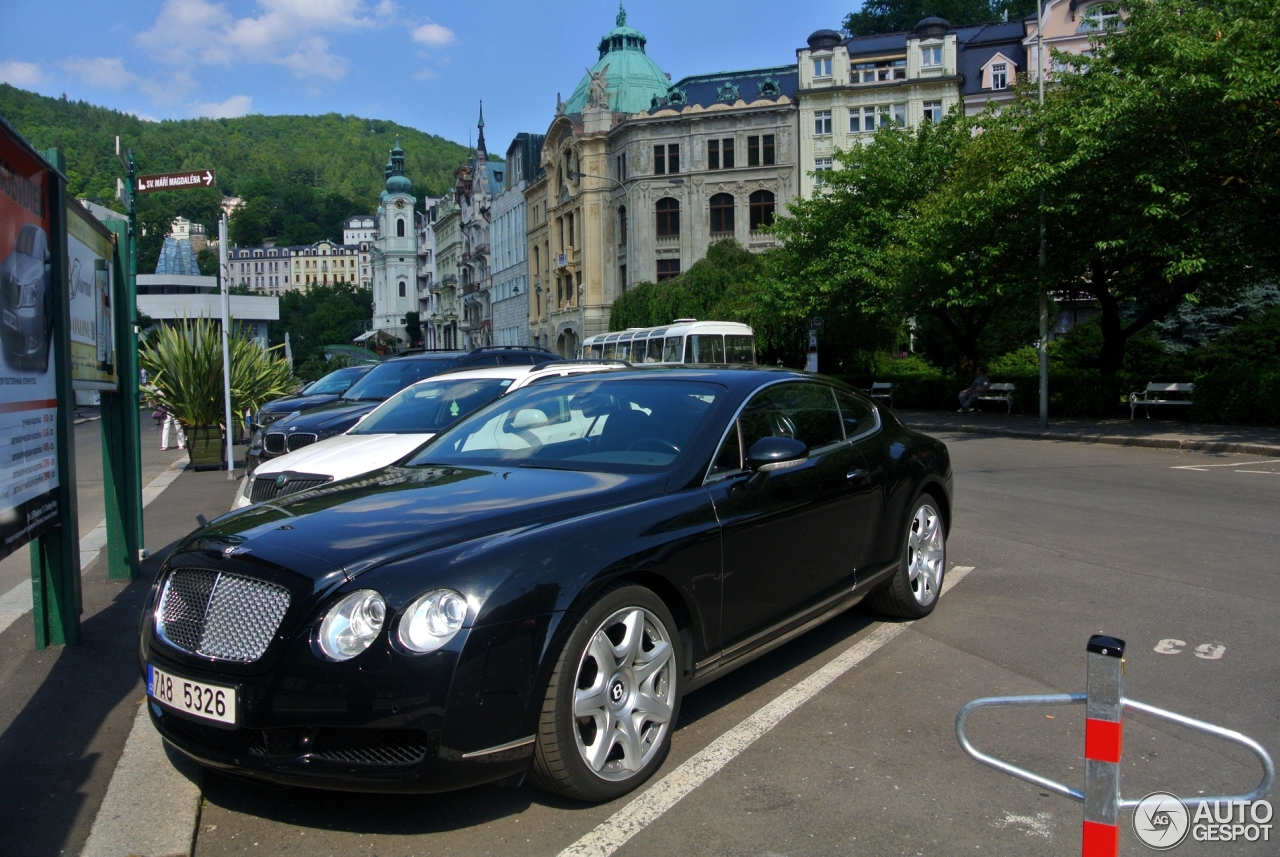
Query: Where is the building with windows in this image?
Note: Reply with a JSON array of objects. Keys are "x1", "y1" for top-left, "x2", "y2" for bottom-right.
[
  {"x1": 169, "y1": 216, "x2": 208, "y2": 251},
  {"x1": 796, "y1": 18, "x2": 1025, "y2": 195},
  {"x1": 525, "y1": 6, "x2": 798, "y2": 356},
  {"x1": 491, "y1": 133, "x2": 544, "y2": 347},
  {"x1": 370, "y1": 137, "x2": 419, "y2": 344},
  {"x1": 431, "y1": 192, "x2": 462, "y2": 349},
  {"x1": 342, "y1": 215, "x2": 376, "y2": 285},
  {"x1": 416, "y1": 196, "x2": 441, "y2": 348},
  {"x1": 286, "y1": 240, "x2": 362, "y2": 290},
  {"x1": 228, "y1": 244, "x2": 292, "y2": 293},
  {"x1": 1025, "y1": 0, "x2": 1123, "y2": 84}
]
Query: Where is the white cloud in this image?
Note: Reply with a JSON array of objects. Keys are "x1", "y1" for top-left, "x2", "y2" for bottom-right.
[
  {"x1": 128, "y1": 111, "x2": 161, "y2": 122},
  {"x1": 137, "y1": 0, "x2": 392, "y2": 80},
  {"x1": 0, "y1": 60, "x2": 44, "y2": 87},
  {"x1": 60, "y1": 57, "x2": 137, "y2": 90},
  {"x1": 412, "y1": 68, "x2": 438, "y2": 80},
  {"x1": 192, "y1": 94, "x2": 253, "y2": 118},
  {"x1": 411, "y1": 23, "x2": 455, "y2": 47}
]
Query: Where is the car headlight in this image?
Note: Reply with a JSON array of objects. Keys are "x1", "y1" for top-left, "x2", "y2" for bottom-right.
[
  {"x1": 397, "y1": 589, "x2": 467, "y2": 653},
  {"x1": 18, "y1": 282, "x2": 37, "y2": 308},
  {"x1": 316, "y1": 589, "x2": 386, "y2": 661}
]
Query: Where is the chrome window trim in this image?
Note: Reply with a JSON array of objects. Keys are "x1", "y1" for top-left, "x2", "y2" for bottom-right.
[{"x1": 833, "y1": 387, "x2": 882, "y2": 444}]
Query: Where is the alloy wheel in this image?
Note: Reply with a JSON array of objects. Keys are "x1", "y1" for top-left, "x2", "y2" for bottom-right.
[
  {"x1": 906, "y1": 503, "x2": 945, "y2": 606},
  {"x1": 572, "y1": 606, "x2": 676, "y2": 782}
]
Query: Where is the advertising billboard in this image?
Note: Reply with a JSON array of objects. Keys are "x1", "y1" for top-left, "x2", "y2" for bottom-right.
[
  {"x1": 67, "y1": 201, "x2": 116, "y2": 390},
  {"x1": 0, "y1": 126, "x2": 61, "y2": 559}
]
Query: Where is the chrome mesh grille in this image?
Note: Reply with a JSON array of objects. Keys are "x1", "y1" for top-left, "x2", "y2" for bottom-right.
[
  {"x1": 263, "y1": 432, "x2": 286, "y2": 454},
  {"x1": 286, "y1": 433, "x2": 318, "y2": 452},
  {"x1": 249, "y1": 475, "x2": 332, "y2": 503},
  {"x1": 157, "y1": 569, "x2": 290, "y2": 663}
]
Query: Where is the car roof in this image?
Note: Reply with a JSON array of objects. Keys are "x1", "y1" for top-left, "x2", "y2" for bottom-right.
[{"x1": 506, "y1": 365, "x2": 833, "y2": 396}]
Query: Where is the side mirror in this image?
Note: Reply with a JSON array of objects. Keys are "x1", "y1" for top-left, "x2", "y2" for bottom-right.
[{"x1": 745, "y1": 436, "x2": 809, "y2": 473}]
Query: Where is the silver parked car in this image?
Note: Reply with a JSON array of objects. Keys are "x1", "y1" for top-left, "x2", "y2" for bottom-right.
[{"x1": 0, "y1": 224, "x2": 53, "y2": 372}]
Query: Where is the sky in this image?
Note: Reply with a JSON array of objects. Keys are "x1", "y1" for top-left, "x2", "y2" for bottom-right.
[{"x1": 1, "y1": 0, "x2": 853, "y2": 156}]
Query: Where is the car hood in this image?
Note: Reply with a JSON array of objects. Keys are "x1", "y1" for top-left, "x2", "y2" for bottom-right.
[
  {"x1": 185, "y1": 465, "x2": 665, "y2": 581},
  {"x1": 268, "y1": 400, "x2": 379, "y2": 434},
  {"x1": 260, "y1": 393, "x2": 341, "y2": 418},
  {"x1": 252, "y1": 432, "x2": 434, "y2": 481}
]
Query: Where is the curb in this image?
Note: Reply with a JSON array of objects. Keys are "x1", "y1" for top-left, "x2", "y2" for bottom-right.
[{"x1": 903, "y1": 421, "x2": 1280, "y2": 458}]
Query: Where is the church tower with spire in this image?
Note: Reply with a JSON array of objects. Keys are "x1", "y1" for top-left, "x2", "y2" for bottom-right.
[{"x1": 371, "y1": 135, "x2": 419, "y2": 345}]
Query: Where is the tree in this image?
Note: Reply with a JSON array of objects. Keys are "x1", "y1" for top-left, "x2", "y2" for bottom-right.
[
  {"x1": 403, "y1": 311, "x2": 422, "y2": 347},
  {"x1": 843, "y1": 0, "x2": 1037, "y2": 36},
  {"x1": 196, "y1": 246, "x2": 219, "y2": 276},
  {"x1": 1012, "y1": 0, "x2": 1280, "y2": 377},
  {"x1": 768, "y1": 112, "x2": 1031, "y2": 372},
  {"x1": 272, "y1": 284, "x2": 372, "y2": 371}
]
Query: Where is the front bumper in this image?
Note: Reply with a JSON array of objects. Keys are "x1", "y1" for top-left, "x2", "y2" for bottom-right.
[
  {"x1": 0, "y1": 300, "x2": 45, "y2": 358},
  {"x1": 142, "y1": 610, "x2": 554, "y2": 793}
]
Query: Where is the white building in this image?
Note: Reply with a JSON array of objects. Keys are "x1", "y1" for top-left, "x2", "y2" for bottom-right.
[
  {"x1": 491, "y1": 133, "x2": 543, "y2": 346},
  {"x1": 369, "y1": 137, "x2": 419, "y2": 344}
]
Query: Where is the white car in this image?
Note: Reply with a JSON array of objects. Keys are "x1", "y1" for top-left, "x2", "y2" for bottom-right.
[{"x1": 235, "y1": 362, "x2": 624, "y2": 509}]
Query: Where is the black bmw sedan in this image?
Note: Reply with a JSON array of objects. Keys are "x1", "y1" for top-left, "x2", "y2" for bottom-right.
[{"x1": 141, "y1": 368, "x2": 951, "y2": 801}]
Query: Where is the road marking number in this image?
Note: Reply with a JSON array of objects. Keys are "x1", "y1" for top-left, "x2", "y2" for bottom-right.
[{"x1": 1153, "y1": 639, "x2": 1226, "y2": 660}]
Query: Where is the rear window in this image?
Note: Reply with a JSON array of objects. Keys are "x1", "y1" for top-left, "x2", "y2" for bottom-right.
[
  {"x1": 342, "y1": 358, "x2": 462, "y2": 401},
  {"x1": 351, "y1": 377, "x2": 514, "y2": 434},
  {"x1": 306, "y1": 366, "x2": 370, "y2": 395}
]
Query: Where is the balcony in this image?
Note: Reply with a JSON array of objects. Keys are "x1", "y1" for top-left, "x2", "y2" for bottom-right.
[{"x1": 655, "y1": 234, "x2": 679, "y2": 248}]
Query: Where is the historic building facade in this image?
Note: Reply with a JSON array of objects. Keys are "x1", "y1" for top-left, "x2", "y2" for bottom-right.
[
  {"x1": 491, "y1": 133, "x2": 543, "y2": 347},
  {"x1": 370, "y1": 137, "x2": 419, "y2": 343},
  {"x1": 526, "y1": 7, "x2": 799, "y2": 356},
  {"x1": 796, "y1": 18, "x2": 1028, "y2": 193},
  {"x1": 430, "y1": 192, "x2": 462, "y2": 349}
]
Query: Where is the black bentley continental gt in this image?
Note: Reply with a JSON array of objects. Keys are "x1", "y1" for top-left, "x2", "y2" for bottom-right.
[{"x1": 140, "y1": 367, "x2": 952, "y2": 801}]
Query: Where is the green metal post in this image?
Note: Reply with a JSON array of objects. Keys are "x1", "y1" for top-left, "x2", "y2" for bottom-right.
[
  {"x1": 101, "y1": 216, "x2": 142, "y2": 579},
  {"x1": 30, "y1": 148, "x2": 81, "y2": 648}
]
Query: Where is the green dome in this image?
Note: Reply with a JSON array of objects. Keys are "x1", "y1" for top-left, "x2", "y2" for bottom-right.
[
  {"x1": 383, "y1": 134, "x2": 412, "y2": 195},
  {"x1": 564, "y1": 6, "x2": 671, "y2": 115}
]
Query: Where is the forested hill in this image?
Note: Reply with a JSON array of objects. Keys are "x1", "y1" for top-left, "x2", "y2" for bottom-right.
[{"x1": 0, "y1": 84, "x2": 470, "y2": 204}]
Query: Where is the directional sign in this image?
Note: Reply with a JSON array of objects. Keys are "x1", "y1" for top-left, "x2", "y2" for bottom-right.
[{"x1": 135, "y1": 169, "x2": 215, "y2": 194}]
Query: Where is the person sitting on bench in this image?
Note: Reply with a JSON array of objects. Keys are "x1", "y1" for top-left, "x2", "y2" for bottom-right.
[{"x1": 958, "y1": 367, "x2": 990, "y2": 413}]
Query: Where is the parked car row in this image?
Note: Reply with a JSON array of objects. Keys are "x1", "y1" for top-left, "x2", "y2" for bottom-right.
[{"x1": 141, "y1": 348, "x2": 953, "y2": 805}]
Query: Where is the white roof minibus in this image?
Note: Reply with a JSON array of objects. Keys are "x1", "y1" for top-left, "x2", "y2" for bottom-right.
[{"x1": 580, "y1": 320, "x2": 756, "y2": 365}]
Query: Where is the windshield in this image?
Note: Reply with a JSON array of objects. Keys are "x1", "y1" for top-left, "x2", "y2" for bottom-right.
[
  {"x1": 408, "y1": 378, "x2": 723, "y2": 474},
  {"x1": 342, "y1": 358, "x2": 462, "y2": 402},
  {"x1": 306, "y1": 365, "x2": 371, "y2": 395},
  {"x1": 351, "y1": 376, "x2": 514, "y2": 435}
]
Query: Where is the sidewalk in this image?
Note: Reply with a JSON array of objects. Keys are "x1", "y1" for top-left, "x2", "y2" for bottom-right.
[
  {"x1": 0, "y1": 448, "x2": 242, "y2": 857},
  {"x1": 896, "y1": 408, "x2": 1280, "y2": 457}
]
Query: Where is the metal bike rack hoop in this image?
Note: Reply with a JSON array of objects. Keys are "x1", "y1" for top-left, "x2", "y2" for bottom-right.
[{"x1": 955, "y1": 692, "x2": 1087, "y2": 802}]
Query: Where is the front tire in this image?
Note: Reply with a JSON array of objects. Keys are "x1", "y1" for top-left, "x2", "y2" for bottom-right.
[
  {"x1": 868, "y1": 495, "x2": 946, "y2": 619},
  {"x1": 529, "y1": 585, "x2": 681, "y2": 801}
]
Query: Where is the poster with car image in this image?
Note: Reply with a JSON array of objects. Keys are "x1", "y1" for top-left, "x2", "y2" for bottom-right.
[
  {"x1": 67, "y1": 201, "x2": 116, "y2": 390},
  {"x1": 0, "y1": 123, "x2": 60, "y2": 559}
]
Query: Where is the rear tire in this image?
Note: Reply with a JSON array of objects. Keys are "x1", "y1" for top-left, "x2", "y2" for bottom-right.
[
  {"x1": 529, "y1": 584, "x2": 682, "y2": 802},
  {"x1": 868, "y1": 495, "x2": 946, "y2": 619}
]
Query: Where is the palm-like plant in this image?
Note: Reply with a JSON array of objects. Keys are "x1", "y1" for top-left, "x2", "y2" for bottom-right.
[{"x1": 140, "y1": 317, "x2": 294, "y2": 428}]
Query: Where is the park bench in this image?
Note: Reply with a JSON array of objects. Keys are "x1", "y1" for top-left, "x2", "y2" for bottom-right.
[
  {"x1": 978, "y1": 382, "x2": 1016, "y2": 414},
  {"x1": 1130, "y1": 382, "x2": 1194, "y2": 419},
  {"x1": 867, "y1": 382, "x2": 893, "y2": 408}
]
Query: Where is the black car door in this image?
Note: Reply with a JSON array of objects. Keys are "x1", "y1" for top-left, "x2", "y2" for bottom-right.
[
  {"x1": 707, "y1": 381, "x2": 874, "y2": 656},
  {"x1": 832, "y1": 389, "x2": 890, "y2": 578}
]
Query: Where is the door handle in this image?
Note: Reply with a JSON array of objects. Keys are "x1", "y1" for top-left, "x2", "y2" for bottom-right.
[{"x1": 846, "y1": 468, "x2": 869, "y2": 484}]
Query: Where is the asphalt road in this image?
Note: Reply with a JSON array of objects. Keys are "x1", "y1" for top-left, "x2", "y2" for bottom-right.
[{"x1": 192, "y1": 435, "x2": 1280, "y2": 856}]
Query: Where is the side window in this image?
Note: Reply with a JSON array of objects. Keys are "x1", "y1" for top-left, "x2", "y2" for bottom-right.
[
  {"x1": 707, "y1": 422, "x2": 743, "y2": 478},
  {"x1": 500, "y1": 353, "x2": 537, "y2": 365},
  {"x1": 738, "y1": 382, "x2": 843, "y2": 454},
  {"x1": 468, "y1": 355, "x2": 502, "y2": 366},
  {"x1": 835, "y1": 390, "x2": 880, "y2": 439}
]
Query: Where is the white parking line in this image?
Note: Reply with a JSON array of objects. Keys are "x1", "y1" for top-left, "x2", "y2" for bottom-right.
[
  {"x1": 558, "y1": 565, "x2": 976, "y2": 857},
  {"x1": 0, "y1": 459, "x2": 187, "y2": 637},
  {"x1": 1171, "y1": 460, "x2": 1273, "y2": 471}
]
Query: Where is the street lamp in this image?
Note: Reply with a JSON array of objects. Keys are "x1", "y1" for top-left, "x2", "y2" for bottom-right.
[{"x1": 1035, "y1": 0, "x2": 1050, "y2": 430}]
